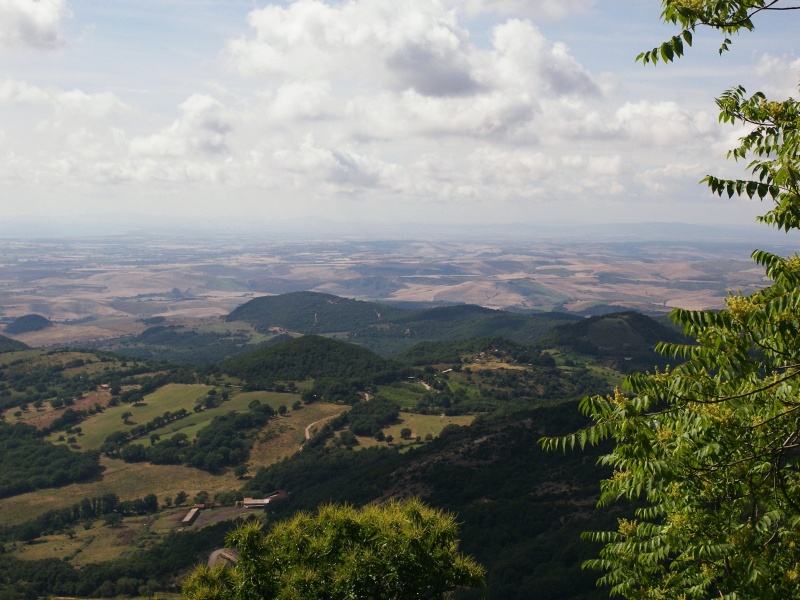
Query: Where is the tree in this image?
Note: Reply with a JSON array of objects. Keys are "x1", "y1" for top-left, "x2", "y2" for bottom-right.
[
  {"x1": 543, "y1": 3, "x2": 800, "y2": 598},
  {"x1": 175, "y1": 491, "x2": 188, "y2": 506},
  {"x1": 400, "y1": 427, "x2": 412, "y2": 440},
  {"x1": 181, "y1": 498, "x2": 484, "y2": 600},
  {"x1": 120, "y1": 411, "x2": 132, "y2": 425}
]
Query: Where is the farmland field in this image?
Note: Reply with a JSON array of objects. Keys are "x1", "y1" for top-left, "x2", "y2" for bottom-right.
[{"x1": 50, "y1": 384, "x2": 213, "y2": 450}]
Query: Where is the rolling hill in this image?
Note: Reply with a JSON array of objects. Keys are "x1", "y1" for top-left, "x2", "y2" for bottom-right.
[
  {"x1": 0, "y1": 334, "x2": 27, "y2": 353},
  {"x1": 220, "y1": 335, "x2": 402, "y2": 385},
  {"x1": 227, "y1": 291, "x2": 581, "y2": 356},
  {"x1": 540, "y1": 311, "x2": 687, "y2": 372},
  {"x1": 4, "y1": 314, "x2": 51, "y2": 335}
]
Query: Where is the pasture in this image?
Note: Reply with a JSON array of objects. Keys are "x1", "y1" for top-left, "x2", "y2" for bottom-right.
[{"x1": 50, "y1": 384, "x2": 213, "y2": 450}]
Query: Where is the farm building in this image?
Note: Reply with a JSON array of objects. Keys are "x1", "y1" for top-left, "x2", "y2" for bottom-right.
[
  {"x1": 182, "y1": 507, "x2": 201, "y2": 525},
  {"x1": 238, "y1": 490, "x2": 288, "y2": 509}
]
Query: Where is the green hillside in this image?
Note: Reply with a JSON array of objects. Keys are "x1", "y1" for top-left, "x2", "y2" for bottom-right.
[
  {"x1": 221, "y1": 335, "x2": 402, "y2": 386},
  {"x1": 226, "y1": 291, "x2": 406, "y2": 333},
  {"x1": 103, "y1": 324, "x2": 291, "y2": 365},
  {"x1": 0, "y1": 334, "x2": 27, "y2": 353},
  {"x1": 395, "y1": 336, "x2": 544, "y2": 366},
  {"x1": 540, "y1": 311, "x2": 687, "y2": 372},
  {"x1": 227, "y1": 291, "x2": 581, "y2": 357}
]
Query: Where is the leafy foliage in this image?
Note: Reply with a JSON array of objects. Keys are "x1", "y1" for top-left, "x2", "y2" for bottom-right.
[
  {"x1": 636, "y1": 1, "x2": 800, "y2": 65},
  {"x1": 543, "y1": 3, "x2": 800, "y2": 598},
  {"x1": 182, "y1": 499, "x2": 485, "y2": 600}
]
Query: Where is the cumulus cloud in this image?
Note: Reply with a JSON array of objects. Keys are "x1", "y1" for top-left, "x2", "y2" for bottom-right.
[
  {"x1": 1, "y1": 0, "x2": 754, "y2": 223},
  {"x1": 130, "y1": 94, "x2": 232, "y2": 158},
  {"x1": 487, "y1": 19, "x2": 599, "y2": 98},
  {"x1": 0, "y1": 78, "x2": 129, "y2": 118},
  {"x1": 226, "y1": 2, "x2": 600, "y2": 148},
  {"x1": 264, "y1": 80, "x2": 334, "y2": 121},
  {"x1": 638, "y1": 163, "x2": 705, "y2": 192},
  {"x1": 0, "y1": 0, "x2": 69, "y2": 50},
  {"x1": 229, "y1": 0, "x2": 480, "y2": 98},
  {"x1": 756, "y1": 54, "x2": 800, "y2": 98},
  {"x1": 612, "y1": 101, "x2": 717, "y2": 147},
  {"x1": 0, "y1": 78, "x2": 49, "y2": 103}
]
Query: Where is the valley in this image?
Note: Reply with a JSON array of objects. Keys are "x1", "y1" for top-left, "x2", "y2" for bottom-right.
[{"x1": 0, "y1": 232, "x2": 785, "y2": 599}]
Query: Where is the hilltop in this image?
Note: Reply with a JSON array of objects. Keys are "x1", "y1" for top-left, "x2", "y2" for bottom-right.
[
  {"x1": 4, "y1": 314, "x2": 51, "y2": 335},
  {"x1": 220, "y1": 335, "x2": 403, "y2": 387}
]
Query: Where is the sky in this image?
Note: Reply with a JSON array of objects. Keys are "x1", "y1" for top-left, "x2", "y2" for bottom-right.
[{"x1": 0, "y1": 0, "x2": 798, "y2": 236}]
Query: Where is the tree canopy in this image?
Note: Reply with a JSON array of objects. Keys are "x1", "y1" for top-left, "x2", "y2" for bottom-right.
[
  {"x1": 543, "y1": 3, "x2": 800, "y2": 599},
  {"x1": 181, "y1": 498, "x2": 484, "y2": 600}
]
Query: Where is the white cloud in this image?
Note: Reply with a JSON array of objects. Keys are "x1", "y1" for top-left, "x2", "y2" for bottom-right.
[
  {"x1": 229, "y1": 0, "x2": 481, "y2": 98},
  {"x1": 0, "y1": 0, "x2": 69, "y2": 50},
  {"x1": 265, "y1": 81, "x2": 334, "y2": 121},
  {"x1": 271, "y1": 135, "x2": 399, "y2": 191},
  {"x1": 3, "y1": 0, "x2": 782, "y2": 227},
  {"x1": 487, "y1": 19, "x2": 599, "y2": 98},
  {"x1": 0, "y1": 78, "x2": 129, "y2": 118},
  {"x1": 53, "y1": 89, "x2": 129, "y2": 118},
  {"x1": 0, "y1": 78, "x2": 49, "y2": 103},
  {"x1": 756, "y1": 54, "x2": 800, "y2": 98},
  {"x1": 130, "y1": 94, "x2": 232, "y2": 158},
  {"x1": 613, "y1": 101, "x2": 717, "y2": 147},
  {"x1": 638, "y1": 163, "x2": 705, "y2": 192}
]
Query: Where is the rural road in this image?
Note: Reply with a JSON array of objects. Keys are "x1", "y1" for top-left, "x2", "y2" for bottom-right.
[
  {"x1": 302, "y1": 393, "x2": 371, "y2": 441},
  {"x1": 304, "y1": 414, "x2": 340, "y2": 440}
]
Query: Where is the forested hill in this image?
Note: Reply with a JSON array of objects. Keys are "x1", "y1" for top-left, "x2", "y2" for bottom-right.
[
  {"x1": 226, "y1": 291, "x2": 406, "y2": 333},
  {"x1": 540, "y1": 311, "x2": 686, "y2": 372},
  {"x1": 4, "y1": 314, "x2": 52, "y2": 335},
  {"x1": 395, "y1": 336, "x2": 547, "y2": 366},
  {"x1": 0, "y1": 334, "x2": 28, "y2": 353},
  {"x1": 226, "y1": 291, "x2": 582, "y2": 356},
  {"x1": 220, "y1": 335, "x2": 403, "y2": 385}
]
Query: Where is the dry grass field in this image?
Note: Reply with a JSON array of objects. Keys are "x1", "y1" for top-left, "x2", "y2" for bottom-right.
[
  {"x1": 357, "y1": 412, "x2": 475, "y2": 449},
  {"x1": 0, "y1": 236, "x2": 779, "y2": 348}
]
